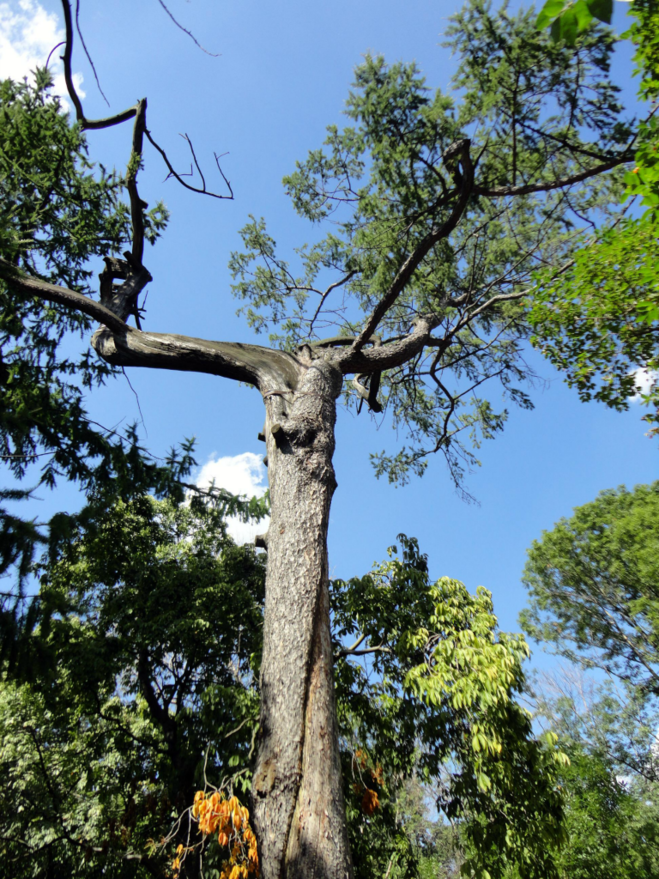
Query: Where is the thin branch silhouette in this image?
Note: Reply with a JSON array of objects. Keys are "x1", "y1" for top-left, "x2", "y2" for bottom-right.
[{"x1": 155, "y1": 0, "x2": 219, "y2": 56}]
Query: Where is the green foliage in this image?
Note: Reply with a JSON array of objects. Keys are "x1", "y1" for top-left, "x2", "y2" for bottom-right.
[
  {"x1": 528, "y1": 216, "x2": 659, "y2": 425},
  {"x1": 230, "y1": 0, "x2": 626, "y2": 486},
  {"x1": 0, "y1": 488, "x2": 267, "y2": 878},
  {"x1": 555, "y1": 745, "x2": 659, "y2": 879},
  {"x1": 0, "y1": 71, "x2": 169, "y2": 589},
  {"x1": 535, "y1": 0, "x2": 612, "y2": 47},
  {"x1": 529, "y1": 672, "x2": 659, "y2": 879},
  {"x1": 530, "y1": 1, "x2": 659, "y2": 428},
  {"x1": 521, "y1": 481, "x2": 659, "y2": 876},
  {"x1": 1, "y1": 504, "x2": 564, "y2": 879},
  {"x1": 521, "y1": 482, "x2": 659, "y2": 691},
  {"x1": 333, "y1": 536, "x2": 566, "y2": 879}
]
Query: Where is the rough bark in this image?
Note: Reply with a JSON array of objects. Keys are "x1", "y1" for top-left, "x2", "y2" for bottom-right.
[{"x1": 252, "y1": 355, "x2": 353, "y2": 879}]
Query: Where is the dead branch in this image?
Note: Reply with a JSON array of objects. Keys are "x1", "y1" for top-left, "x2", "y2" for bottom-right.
[
  {"x1": 74, "y1": 0, "x2": 109, "y2": 106},
  {"x1": 61, "y1": 1, "x2": 138, "y2": 130},
  {"x1": 155, "y1": 0, "x2": 219, "y2": 56},
  {"x1": 145, "y1": 129, "x2": 234, "y2": 200},
  {"x1": 0, "y1": 258, "x2": 128, "y2": 333}
]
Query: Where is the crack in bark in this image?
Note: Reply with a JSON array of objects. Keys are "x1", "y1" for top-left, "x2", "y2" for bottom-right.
[{"x1": 283, "y1": 522, "x2": 331, "y2": 877}]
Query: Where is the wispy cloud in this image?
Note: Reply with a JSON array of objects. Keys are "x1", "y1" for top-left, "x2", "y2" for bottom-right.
[
  {"x1": 0, "y1": 0, "x2": 84, "y2": 104},
  {"x1": 631, "y1": 367, "x2": 657, "y2": 402},
  {"x1": 195, "y1": 452, "x2": 269, "y2": 545}
]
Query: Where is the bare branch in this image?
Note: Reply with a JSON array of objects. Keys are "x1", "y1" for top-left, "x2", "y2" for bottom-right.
[
  {"x1": 309, "y1": 271, "x2": 356, "y2": 335},
  {"x1": 60, "y1": 1, "x2": 138, "y2": 130},
  {"x1": 0, "y1": 258, "x2": 128, "y2": 333},
  {"x1": 155, "y1": 0, "x2": 219, "y2": 57},
  {"x1": 128, "y1": 99, "x2": 148, "y2": 265},
  {"x1": 45, "y1": 41, "x2": 65, "y2": 70},
  {"x1": 224, "y1": 717, "x2": 252, "y2": 740},
  {"x1": 307, "y1": 336, "x2": 359, "y2": 349},
  {"x1": 74, "y1": 0, "x2": 109, "y2": 107},
  {"x1": 342, "y1": 633, "x2": 367, "y2": 654},
  {"x1": 145, "y1": 129, "x2": 234, "y2": 200},
  {"x1": 345, "y1": 645, "x2": 391, "y2": 656},
  {"x1": 352, "y1": 373, "x2": 383, "y2": 413}
]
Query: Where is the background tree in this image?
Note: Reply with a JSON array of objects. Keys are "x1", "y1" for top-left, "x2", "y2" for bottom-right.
[
  {"x1": 528, "y1": 668, "x2": 659, "y2": 879},
  {"x1": 520, "y1": 482, "x2": 659, "y2": 692},
  {"x1": 0, "y1": 66, "x2": 198, "y2": 677},
  {"x1": 520, "y1": 481, "x2": 659, "y2": 875},
  {"x1": 0, "y1": 1, "x2": 642, "y2": 876},
  {"x1": 0, "y1": 482, "x2": 267, "y2": 879}
]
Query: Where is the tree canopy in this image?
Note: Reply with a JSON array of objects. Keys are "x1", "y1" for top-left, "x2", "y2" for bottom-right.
[
  {"x1": 521, "y1": 482, "x2": 659, "y2": 691},
  {"x1": 229, "y1": 0, "x2": 633, "y2": 486},
  {"x1": 530, "y1": 0, "x2": 659, "y2": 431}
]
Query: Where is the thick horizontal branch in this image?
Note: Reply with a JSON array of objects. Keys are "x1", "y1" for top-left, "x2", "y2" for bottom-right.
[
  {"x1": 337, "y1": 316, "x2": 435, "y2": 375},
  {"x1": 92, "y1": 327, "x2": 300, "y2": 391},
  {"x1": 1, "y1": 257, "x2": 301, "y2": 390},
  {"x1": 0, "y1": 259, "x2": 128, "y2": 333}
]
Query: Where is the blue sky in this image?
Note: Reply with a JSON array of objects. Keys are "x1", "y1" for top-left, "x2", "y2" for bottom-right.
[{"x1": 1, "y1": 0, "x2": 656, "y2": 667}]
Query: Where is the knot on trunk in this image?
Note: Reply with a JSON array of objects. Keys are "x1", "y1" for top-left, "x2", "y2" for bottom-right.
[{"x1": 270, "y1": 420, "x2": 317, "y2": 451}]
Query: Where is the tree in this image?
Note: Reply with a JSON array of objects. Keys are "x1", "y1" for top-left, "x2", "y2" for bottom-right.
[
  {"x1": 520, "y1": 482, "x2": 659, "y2": 691},
  {"x1": 0, "y1": 486, "x2": 267, "y2": 878},
  {"x1": 0, "y1": 2, "x2": 641, "y2": 876},
  {"x1": 520, "y1": 482, "x2": 659, "y2": 875},
  {"x1": 528, "y1": 668, "x2": 659, "y2": 879},
  {"x1": 332, "y1": 537, "x2": 565, "y2": 879}
]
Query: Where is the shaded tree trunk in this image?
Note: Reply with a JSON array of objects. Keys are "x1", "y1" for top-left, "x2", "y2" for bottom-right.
[{"x1": 252, "y1": 356, "x2": 353, "y2": 879}]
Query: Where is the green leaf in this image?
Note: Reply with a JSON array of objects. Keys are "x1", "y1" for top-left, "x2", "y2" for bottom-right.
[
  {"x1": 586, "y1": 0, "x2": 613, "y2": 24},
  {"x1": 573, "y1": 0, "x2": 594, "y2": 32},
  {"x1": 536, "y1": 0, "x2": 568, "y2": 30},
  {"x1": 550, "y1": 15, "x2": 563, "y2": 42},
  {"x1": 559, "y1": 8, "x2": 579, "y2": 45}
]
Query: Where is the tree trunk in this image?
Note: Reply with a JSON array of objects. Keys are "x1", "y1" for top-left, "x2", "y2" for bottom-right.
[{"x1": 252, "y1": 356, "x2": 353, "y2": 879}]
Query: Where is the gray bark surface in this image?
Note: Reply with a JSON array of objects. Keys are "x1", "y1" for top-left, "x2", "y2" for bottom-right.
[{"x1": 252, "y1": 355, "x2": 353, "y2": 879}]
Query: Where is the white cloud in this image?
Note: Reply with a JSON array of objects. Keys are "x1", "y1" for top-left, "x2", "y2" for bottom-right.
[
  {"x1": 631, "y1": 367, "x2": 658, "y2": 402},
  {"x1": 195, "y1": 452, "x2": 270, "y2": 545},
  {"x1": 0, "y1": 0, "x2": 84, "y2": 104}
]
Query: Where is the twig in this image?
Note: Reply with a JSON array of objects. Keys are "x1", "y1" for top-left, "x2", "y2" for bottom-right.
[
  {"x1": 155, "y1": 0, "x2": 219, "y2": 57},
  {"x1": 121, "y1": 367, "x2": 147, "y2": 435},
  {"x1": 75, "y1": 0, "x2": 110, "y2": 107},
  {"x1": 145, "y1": 129, "x2": 234, "y2": 200},
  {"x1": 45, "y1": 41, "x2": 65, "y2": 70}
]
